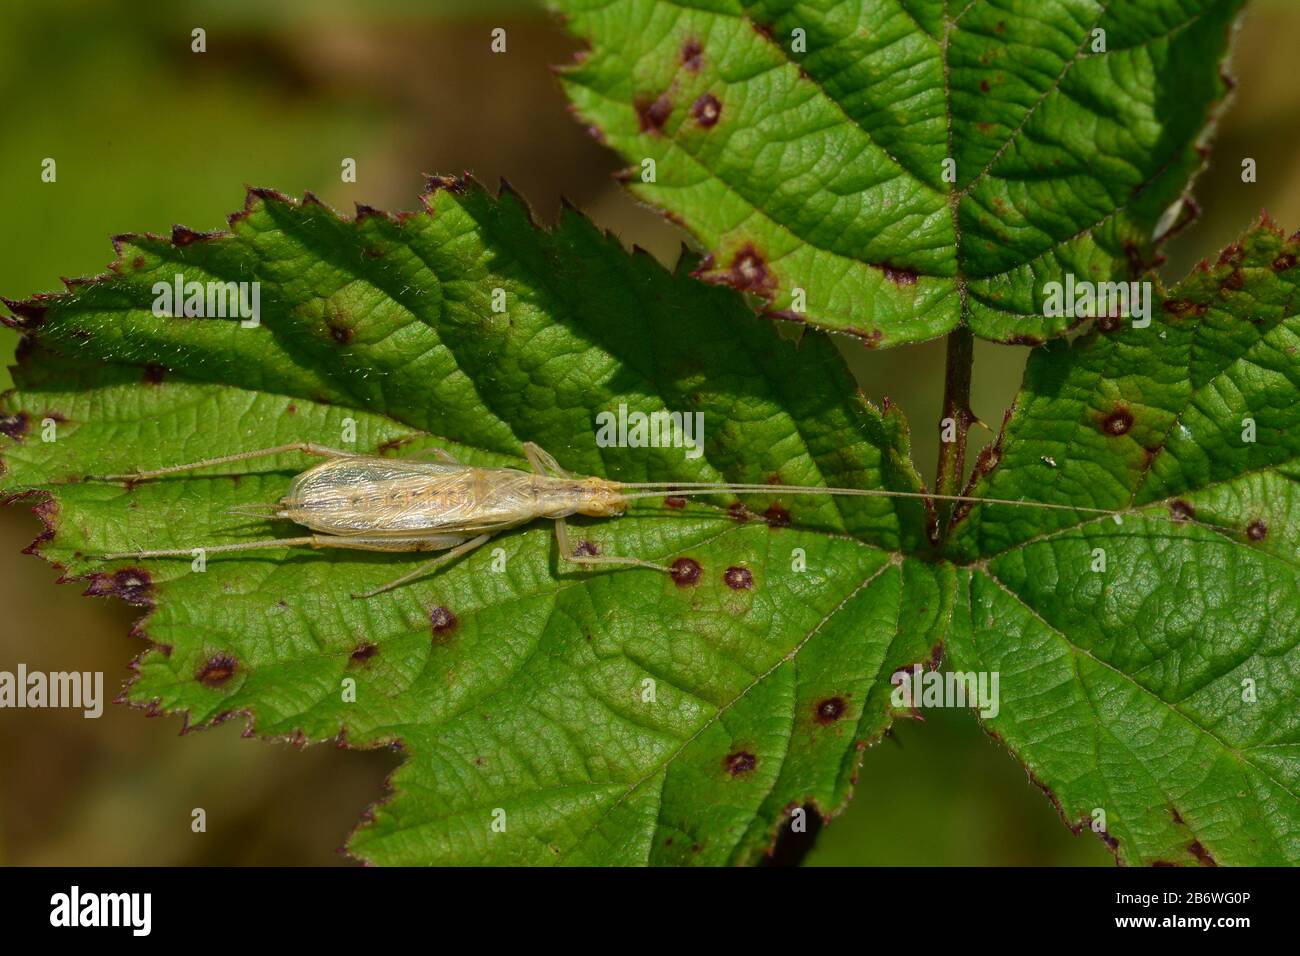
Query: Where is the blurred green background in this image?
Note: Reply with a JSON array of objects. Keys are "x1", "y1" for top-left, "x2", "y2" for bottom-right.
[{"x1": 2, "y1": 0, "x2": 1298, "y2": 866}]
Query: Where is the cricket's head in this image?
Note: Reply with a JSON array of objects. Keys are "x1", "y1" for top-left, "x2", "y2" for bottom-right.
[{"x1": 574, "y1": 477, "x2": 628, "y2": 517}]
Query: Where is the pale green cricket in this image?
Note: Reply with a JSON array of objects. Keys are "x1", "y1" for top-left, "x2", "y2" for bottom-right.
[{"x1": 93, "y1": 440, "x2": 1201, "y2": 599}]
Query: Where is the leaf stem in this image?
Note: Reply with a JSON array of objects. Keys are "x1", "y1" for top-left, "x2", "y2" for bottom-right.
[{"x1": 934, "y1": 327, "x2": 974, "y2": 528}]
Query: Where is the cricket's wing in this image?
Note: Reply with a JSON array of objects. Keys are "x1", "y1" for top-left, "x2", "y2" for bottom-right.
[{"x1": 280, "y1": 456, "x2": 541, "y2": 536}]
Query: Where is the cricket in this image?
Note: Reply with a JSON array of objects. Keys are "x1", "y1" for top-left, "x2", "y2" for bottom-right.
[{"x1": 93, "y1": 439, "x2": 1216, "y2": 600}]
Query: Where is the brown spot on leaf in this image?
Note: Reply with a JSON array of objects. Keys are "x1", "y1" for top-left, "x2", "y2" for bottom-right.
[
  {"x1": 980, "y1": 79, "x2": 991, "y2": 92},
  {"x1": 429, "y1": 606, "x2": 459, "y2": 636},
  {"x1": 670, "y1": 557, "x2": 702, "y2": 587},
  {"x1": 881, "y1": 265, "x2": 918, "y2": 286},
  {"x1": 1246, "y1": 519, "x2": 1267, "y2": 541},
  {"x1": 635, "y1": 93, "x2": 673, "y2": 133},
  {"x1": 0, "y1": 412, "x2": 30, "y2": 440},
  {"x1": 764, "y1": 503, "x2": 791, "y2": 528},
  {"x1": 1189, "y1": 841, "x2": 1218, "y2": 866},
  {"x1": 425, "y1": 174, "x2": 468, "y2": 195},
  {"x1": 1162, "y1": 298, "x2": 1206, "y2": 318},
  {"x1": 171, "y1": 226, "x2": 214, "y2": 247},
  {"x1": 1096, "y1": 312, "x2": 1123, "y2": 333},
  {"x1": 1006, "y1": 333, "x2": 1044, "y2": 346},
  {"x1": 1217, "y1": 243, "x2": 1244, "y2": 267},
  {"x1": 84, "y1": 567, "x2": 154, "y2": 605},
  {"x1": 329, "y1": 322, "x2": 353, "y2": 344},
  {"x1": 574, "y1": 540, "x2": 600, "y2": 557},
  {"x1": 664, "y1": 495, "x2": 687, "y2": 509},
  {"x1": 2, "y1": 298, "x2": 48, "y2": 327},
  {"x1": 680, "y1": 38, "x2": 703, "y2": 71},
  {"x1": 727, "y1": 245, "x2": 773, "y2": 293},
  {"x1": 728, "y1": 502, "x2": 752, "y2": 522},
  {"x1": 814, "y1": 697, "x2": 846, "y2": 724},
  {"x1": 1223, "y1": 270, "x2": 1245, "y2": 291},
  {"x1": 724, "y1": 750, "x2": 757, "y2": 775},
  {"x1": 1273, "y1": 253, "x2": 1297, "y2": 272},
  {"x1": 142, "y1": 363, "x2": 167, "y2": 385},
  {"x1": 1169, "y1": 499, "x2": 1196, "y2": 522},
  {"x1": 723, "y1": 566, "x2": 754, "y2": 590},
  {"x1": 690, "y1": 93, "x2": 721, "y2": 128},
  {"x1": 350, "y1": 642, "x2": 379, "y2": 663},
  {"x1": 1101, "y1": 405, "x2": 1133, "y2": 436},
  {"x1": 197, "y1": 653, "x2": 237, "y2": 687}
]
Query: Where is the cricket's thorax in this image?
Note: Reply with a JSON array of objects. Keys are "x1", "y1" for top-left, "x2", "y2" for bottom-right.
[{"x1": 278, "y1": 457, "x2": 627, "y2": 535}]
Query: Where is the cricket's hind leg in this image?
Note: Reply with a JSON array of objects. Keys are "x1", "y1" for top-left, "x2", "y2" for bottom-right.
[
  {"x1": 351, "y1": 533, "x2": 492, "y2": 599},
  {"x1": 103, "y1": 536, "x2": 318, "y2": 559},
  {"x1": 94, "y1": 442, "x2": 355, "y2": 482},
  {"x1": 103, "y1": 531, "x2": 492, "y2": 598},
  {"x1": 103, "y1": 531, "x2": 471, "y2": 561}
]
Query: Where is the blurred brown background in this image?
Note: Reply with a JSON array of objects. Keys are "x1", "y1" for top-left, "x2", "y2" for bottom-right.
[{"x1": 2, "y1": 0, "x2": 1297, "y2": 866}]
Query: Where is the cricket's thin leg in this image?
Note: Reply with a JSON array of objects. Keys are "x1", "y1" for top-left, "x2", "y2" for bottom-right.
[
  {"x1": 97, "y1": 443, "x2": 355, "y2": 481},
  {"x1": 402, "y1": 446, "x2": 461, "y2": 464},
  {"x1": 104, "y1": 531, "x2": 467, "y2": 561},
  {"x1": 553, "y1": 516, "x2": 668, "y2": 573},
  {"x1": 103, "y1": 536, "x2": 317, "y2": 559},
  {"x1": 351, "y1": 533, "x2": 493, "y2": 599},
  {"x1": 523, "y1": 441, "x2": 571, "y2": 479}
]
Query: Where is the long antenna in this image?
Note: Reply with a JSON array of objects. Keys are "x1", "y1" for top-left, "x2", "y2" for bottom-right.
[
  {"x1": 616, "y1": 482, "x2": 1114, "y2": 515},
  {"x1": 614, "y1": 481, "x2": 1237, "y2": 537}
]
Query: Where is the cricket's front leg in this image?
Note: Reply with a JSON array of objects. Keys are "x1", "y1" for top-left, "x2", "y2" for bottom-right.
[
  {"x1": 523, "y1": 441, "x2": 572, "y2": 479},
  {"x1": 552, "y1": 516, "x2": 668, "y2": 574}
]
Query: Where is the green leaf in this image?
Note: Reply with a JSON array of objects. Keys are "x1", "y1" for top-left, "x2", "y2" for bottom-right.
[
  {"x1": 945, "y1": 219, "x2": 1300, "y2": 865},
  {"x1": 5, "y1": 185, "x2": 1297, "y2": 866},
  {"x1": 1, "y1": 182, "x2": 947, "y2": 865},
  {"x1": 552, "y1": 0, "x2": 1243, "y2": 346}
]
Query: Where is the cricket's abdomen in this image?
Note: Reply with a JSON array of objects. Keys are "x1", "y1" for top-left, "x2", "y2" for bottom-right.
[{"x1": 279, "y1": 457, "x2": 558, "y2": 535}]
